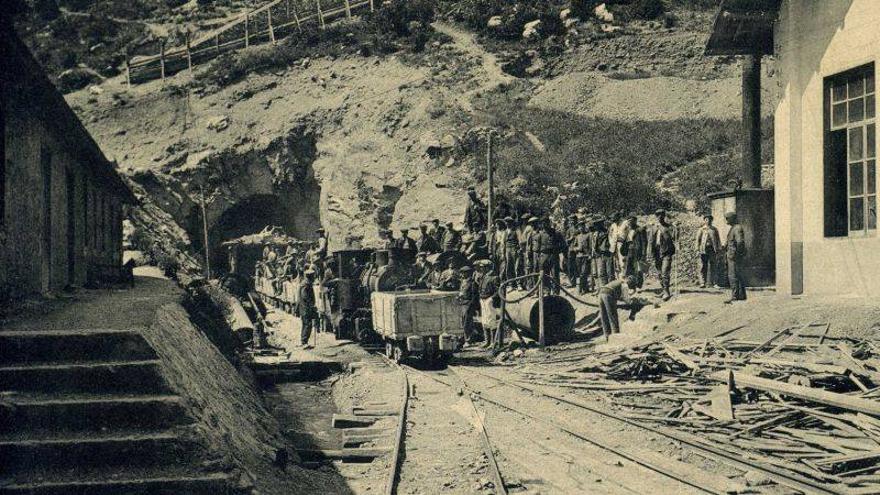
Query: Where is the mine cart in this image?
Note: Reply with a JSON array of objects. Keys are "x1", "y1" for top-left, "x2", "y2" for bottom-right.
[{"x1": 371, "y1": 290, "x2": 465, "y2": 364}]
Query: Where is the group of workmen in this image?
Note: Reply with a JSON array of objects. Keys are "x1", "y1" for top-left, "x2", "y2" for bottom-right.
[{"x1": 255, "y1": 186, "x2": 750, "y2": 347}]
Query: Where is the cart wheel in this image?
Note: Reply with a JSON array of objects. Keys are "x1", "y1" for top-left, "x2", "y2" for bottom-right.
[
  {"x1": 392, "y1": 345, "x2": 404, "y2": 364},
  {"x1": 385, "y1": 342, "x2": 394, "y2": 359}
]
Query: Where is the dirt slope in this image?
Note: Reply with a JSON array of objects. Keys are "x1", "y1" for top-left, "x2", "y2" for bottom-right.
[{"x1": 63, "y1": 9, "x2": 757, "y2": 269}]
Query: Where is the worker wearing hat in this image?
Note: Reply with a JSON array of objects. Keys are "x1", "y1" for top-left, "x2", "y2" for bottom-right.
[
  {"x1": 591, "y1": 216, "x2": 614, "y2": 288},
  {"x1": 314, "y1": 228, "x2": 328, "y2": 260},
  {"x1": 442, "y1": 221, "x2": 461, "y2": 252},
  {"x1": 724, "y1": 211, "x2": 747, "y2": 303},
  {"x1": 297, "y1": 268, "x2": 318, "y2": 349},
  {"x1": 651, "y1": 209, "x2": 676, "y2": 301},
  {"x1": 565, "y1": 214, "x2": 580, "y2": 287},
  {"x1": 456, "y1": 264, "x2": 480, "y2": 344},
  {"x1": 498, "y1": 217, "x2": 519, "y2": 282},
  {"x1": 416, "y1": 224, "x2": 440, "y2": 254},
  {"x1": 393, "y1": 227, "x2": 417, "y2": 252},
  {"x1": 572, "y1": 218, "x2": 593, "y2": 294},
  {"x1": 696, "y1": 212, "x2": 721, "y2": 289},
  {"x1": 464, "y1": 186, "x2": 487, "y2": 233},
  {"x1": 474, "y1": 259, "x2": 501, "y2": 348}
]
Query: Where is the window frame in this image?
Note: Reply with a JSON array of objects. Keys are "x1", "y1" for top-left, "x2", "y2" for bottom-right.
[{"x1": 827, "y1": 63, "x2": 877, "y2": 237}]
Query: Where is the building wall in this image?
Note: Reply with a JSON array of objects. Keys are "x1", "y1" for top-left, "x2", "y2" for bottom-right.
[
  {"x1": 775, "y1": 0, "x2": 880, "y2": 295},
  {"x1": 1, "y1": 74, "x2": 124, "y2": 296}
]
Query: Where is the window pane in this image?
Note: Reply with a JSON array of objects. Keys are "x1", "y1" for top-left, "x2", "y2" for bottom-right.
[
  {"x1": 870, "y1": 196, "x2": 878, "y2": 230},
  {"x1": 868, "y1": 72, "x2": 875, "y2": 94},
  {"x1": 868, "y1": 94, "x2": 876, "y2": 119},
  {"x1": 850, "y1": 162, "x2": 865, "y2": 196},
  {"x1": 850, "y1": 77, "x2": 865, "y2": 97},
  {"x1": 834, "y1": 103, "x2": 848, "y2": 127},
  {"x1": 850, "y1": 127, "x2": 865, "y2": 160},
  {"x1": 850, "y1": 98, "x2": 865, "y2": 122},
  {"x1": 869, "y1": 160, "x2": 877, "y2": 194},
  {"x1": 851, "y1": 197, "x2": 865, "y2": 231},
  {"x1": 869, "y1": 124, "x2": 876, "y2": 158},
  {"x1": 834, "y1": 83, "x2": 848, "y2": 102}
]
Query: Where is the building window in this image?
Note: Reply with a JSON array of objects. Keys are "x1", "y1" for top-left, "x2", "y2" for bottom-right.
[{"x1": 825, "y1": 64, "x2": 876, "y2": 237}]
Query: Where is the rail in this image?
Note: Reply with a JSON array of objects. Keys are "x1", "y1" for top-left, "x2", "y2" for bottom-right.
[
  {"x1": 461, "y1": 367, "x2": 848, "y2": 495},
  {"x1": 125, "y1": 0, "x2": 376, "y2": 86}
]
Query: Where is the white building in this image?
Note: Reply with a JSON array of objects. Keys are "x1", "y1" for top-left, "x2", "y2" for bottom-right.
[{"x1": 773, "y1": 1, "x2": 879, "y2": 295}]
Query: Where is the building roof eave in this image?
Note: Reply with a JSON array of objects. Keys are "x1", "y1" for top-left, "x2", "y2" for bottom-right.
[{"x1": 704, "y1": 0, "x2": 781, "y2": 57}]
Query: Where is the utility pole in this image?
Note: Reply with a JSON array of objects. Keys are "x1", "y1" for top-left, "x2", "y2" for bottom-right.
[
  {"x1": 199, "y1": 185, "x2": 212, "y2": 279},
  {"x1": 487, "y1": 131, "x2": 495, "y2": 255}
]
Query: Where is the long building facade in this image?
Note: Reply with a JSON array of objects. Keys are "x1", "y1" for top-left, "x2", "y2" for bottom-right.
[
  {"x1": 774, "y1": 0, "x2": 879, "y2": 295},
  {"x1": 1, "y1": 22, "x2": 135, "y2": 297}
]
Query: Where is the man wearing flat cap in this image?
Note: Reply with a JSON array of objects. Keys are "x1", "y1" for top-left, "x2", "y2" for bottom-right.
[
  {"x1": 651, "y1": 209, "x2": 675, "y2": 301},
  {"x1": 498, "y1": 217, "x2": 519, "y2": 282},
  {"x1": 315, "y1": 228, "x2": 328, "y2": 260},
  {"x1": 456, "y1": 265, "x2": 479, "y2": 344},
  {"x1": 442, "y1": 221, "x2": 461, "y2": 252},
  {"x1": 297, "y1": 269, "x2": 318, "y2": 348},
  {"x1": 695, "y1": 213, "x2": 721, "y2": 288},
  {"x1": 724, "y1": 212, "x2": 747, "y2": 303},
  {"x1": 393, "y1": 227, "x2": 417, "y2": 252},
  {"x1": 464, "y1": 187, "x2": 487, "y2": 233},
  {"x1": 475, "y1": 260, "x2": 501, "y2": 348},
  {"x1": 416, "y1": 224, "x2": 440, "y2": 254}
]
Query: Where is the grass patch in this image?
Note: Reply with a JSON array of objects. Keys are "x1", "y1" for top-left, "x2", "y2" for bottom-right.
[{"x1": 470, "y1": 93, "x2": 773, "y2": 215}]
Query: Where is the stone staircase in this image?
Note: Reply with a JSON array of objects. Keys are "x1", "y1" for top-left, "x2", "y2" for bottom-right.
[{"x1": 0, "y1": 329, "x2": 235, "y2": 494}]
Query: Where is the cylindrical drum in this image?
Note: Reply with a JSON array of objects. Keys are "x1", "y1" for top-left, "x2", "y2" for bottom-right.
[{"x1": 504, "y1": 292, "x2": 575, "y2": 344}]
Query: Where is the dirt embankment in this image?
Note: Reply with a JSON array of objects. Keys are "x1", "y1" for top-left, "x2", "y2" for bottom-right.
[{"x1": 142, "y1": 290, "x2": 351, "y2": 494}]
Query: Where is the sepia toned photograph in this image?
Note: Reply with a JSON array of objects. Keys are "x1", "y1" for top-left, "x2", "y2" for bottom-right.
[{"x1": 2, "y1": 0, "x2": 879, "y2": 493}]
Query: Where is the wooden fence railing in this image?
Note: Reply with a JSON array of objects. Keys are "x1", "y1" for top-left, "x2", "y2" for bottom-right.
[{"x1": 126, "y1": 0, "x2": 375, "y2": 86}]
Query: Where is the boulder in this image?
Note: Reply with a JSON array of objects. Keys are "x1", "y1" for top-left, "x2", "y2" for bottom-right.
[
  {"x1": 559, "y1": 8, "x2": 571, "y2": 21},
  {"x1": 487, "y1": 16, "x2": 503, "y2": 28},
  {"x1": 206, "y1": 115, "x2": 229, "y2": 132},
  {"x1": 594, "y1": 3, "x2": 614, "y2": 23},
  {"x1": 523, "y1": 20, "x2": 541, "y2": 39}
]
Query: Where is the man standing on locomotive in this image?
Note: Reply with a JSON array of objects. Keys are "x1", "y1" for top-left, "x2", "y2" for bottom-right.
[
  {"x1": 416, "y1": 224, "x2": 440, "y2": 254},
  {"x1": 298, "y1": 269, "x2": 318, "y2": 349},
  {"x1": 394, "y1": 228, "x2": 417, "y2": 252}
]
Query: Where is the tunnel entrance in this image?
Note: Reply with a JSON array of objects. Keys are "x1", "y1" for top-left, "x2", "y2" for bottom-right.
[{"x1": 188, "y1": 187, "x2": 321, "y2": 275}]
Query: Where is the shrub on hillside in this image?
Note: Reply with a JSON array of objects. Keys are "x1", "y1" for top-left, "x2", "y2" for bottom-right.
[
  {"x1": 475, "y1": 97, "x2": 748, "y2": 214},
  {"x1": 569, "y1": 0, "x2": 601, "y2": 20},
  {"x1": 629, "y1": 0, "x2": 666, "y2": 20}
]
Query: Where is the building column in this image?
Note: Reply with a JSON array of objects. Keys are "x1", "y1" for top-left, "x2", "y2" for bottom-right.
[{"x1": 742, "y1": 54, "x2": 762, "y2": 188}]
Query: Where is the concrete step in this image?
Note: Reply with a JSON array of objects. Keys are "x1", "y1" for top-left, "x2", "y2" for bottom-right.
[
  {"x1": 0, "y1": 329, "x2": 156, "y2": 364},
  {"x1": 0, "y1": 360, "x2": 169, "y2": 394},
  {"x1": 0, "y1": 394, "x2": 187, "y2": 434},
  {"x1": 0, "y1": 431, "x2": 198, "y2": 471},
  {"x1": 0, "y1": 465, "x2": 234, "y2": 495}
]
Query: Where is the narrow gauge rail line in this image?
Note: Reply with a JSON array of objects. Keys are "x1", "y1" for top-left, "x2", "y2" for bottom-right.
[
  {"x1": 459, "y1": 366, "x2": 848, "y2": 495},
  {"x1": 400, "y1": 364, "x2": 508, "y2": 495},
  {"x1": 378, "y1": 355, "x2": 408, "y2": 495},
  {"x1": 405, "y1": 363, "x2": 723, "y2": 495}
]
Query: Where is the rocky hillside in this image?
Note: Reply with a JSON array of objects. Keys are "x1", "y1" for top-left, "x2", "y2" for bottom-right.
[{"x1": 49, "y1": 0, "x2": 776, "y2": 275}]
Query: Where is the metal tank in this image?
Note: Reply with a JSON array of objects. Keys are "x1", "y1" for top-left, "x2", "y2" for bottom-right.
[{"x1": 504, "y1": 291, "x2": 576, "y2": 344}]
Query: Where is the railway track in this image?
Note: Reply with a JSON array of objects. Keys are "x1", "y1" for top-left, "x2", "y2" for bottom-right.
[
  {"x1": 458, "y1": 366, "x2": 848, "y2": 495},
  {"x1": 404, "y1": 363, "x2": 725, "y2": 495},
  {"x1": 373, "y1": 354, "x2": 842, "y2": 495},
  {"x1": 378, "y1": 355, "x2": 508, "y2": 495}
]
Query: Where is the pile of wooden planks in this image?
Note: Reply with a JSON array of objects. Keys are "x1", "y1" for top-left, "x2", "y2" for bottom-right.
[{"x1": 512, "y1": 323, "x2": 880, "y2": 493}]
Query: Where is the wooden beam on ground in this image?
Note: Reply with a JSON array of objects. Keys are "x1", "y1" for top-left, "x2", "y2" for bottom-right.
[
  {"x1": 709, "y1": 370, "x2": 880, "y2": 417},
  {"x1": 663, "y1": 344, "x2": 700, "y2": 371},
  {"x1": 332, "y1": 414, "x2": 377, "y2": 428}
]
